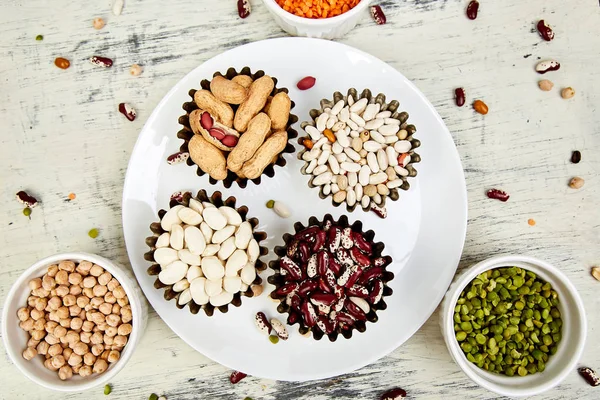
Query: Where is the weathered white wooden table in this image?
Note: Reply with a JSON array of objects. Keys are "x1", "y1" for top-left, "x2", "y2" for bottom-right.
[{"x1": 1, "y1": 0, "x2": 599, "y2": 398}]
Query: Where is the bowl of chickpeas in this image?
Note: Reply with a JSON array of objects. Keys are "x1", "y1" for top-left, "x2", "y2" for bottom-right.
[{"x1": 2, "y1": 252, "x2": 148, "y2": 392}]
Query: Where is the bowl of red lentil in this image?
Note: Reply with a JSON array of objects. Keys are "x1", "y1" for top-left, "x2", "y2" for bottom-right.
[{"x1": 262, "y1": 0, "x2": 371, "y2": 39}]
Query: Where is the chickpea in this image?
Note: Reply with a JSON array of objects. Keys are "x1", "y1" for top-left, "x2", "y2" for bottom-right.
[
  {"x1": 83, "y1": 287, "x2": 94, "y2": 298},
  {"x1": 67, "y1": 352, "x2": 83, "y2": 367},
  {"x1": 70, "y1": 317, "x2": 84, "y2": 331},
  {"x1": 104, "y1": 291, "x2": 117, "y2": 304},
  {"x1": 69, "y1": 305, "x2": 82, "y2": 317},
  {"x1": 45, "y1": 333, "x2": 60, "y2": 345},
  {"x1": 91, "y1": 312, "x2": 106, "y2": 325},
  {"x1": 53, "y1": 325, "x2": 67, "y2": 338},
  {"x1": 37, "y1": 340, "x2": 50, "y2": 355},
  {"x1": 73, "y1": 341, "x2": 89, "y2": 356},
  {"x1": 51, "y1": 354, "x2": 66, "y2": 369},
  {"x1": 91, "y1": 343, "x2": 104, "y2": 357},
  {"x1": 29, "y1": 308, "x2": 43, "y2": 321},
  {"x1": 100, "y1": 350, "x2": 110, "y2": 360},
  {"x1": 111, "y1": 304, "x2": 121, "y2": 315},
  {"x1": 44, "y1": 358, "x2": 58, "y2": 371},
  {"x1": 69, "y1": 285, "x2": 83, "y2": 296},
  {"x1": 90, "y1": 331, "x2": 103, "y2": 344},
  {"x1": 129, "y1": 64, "x2": 143, "y2": 76},
  {"x1": 19, "y1": 319, "x2": 34, "y2": 331},
  {"x1": 42, "y1": 275, "x2": 56, "y2": 291},
  {"x1": 90, "y1": 297, "x2": 104, "y2": 308},
  {"x1": 68, "y1": 272, "x2": 83, "y2": 285},
  {"x1": 90, "y1": 265, "x2": 104, "y2": 277},
  {"x1": 32, "y1": 288, "x2": 50, "y2": 298},
  {"x1": 107, "y1": 350, "x2": 120, "y2": 363},
  {"x1": 35, "y1": 298, "x2": 48, "y2": 311},
  {"x1": 65, "y1": 330, "x2": 80, "y2": 344},
  {"x1": 60, "y1": 335, "x2": 69, "y2": 344},
  {"x1": 80, "y1": 332, "x2": 92, "y2": 344},
  {"x1": 78, "y1": 310, "x2": 86, "y2": 320},
  {"x1": 58, "y1": 365, "x2": 73, "y2": 380},
  {"x1": 31, "y1": 329, "x2": 46, "y2": 341},
  {"x1": 99, "y1": 303, "x2": 112, "y2": 315},
  {"x1": 22, "y1": 347, "x2": 37, "y2": 360},
  {"x1": 29, "y1": 277, "x2": 42, "y2": 290},
  {"x1": 82, "y1": 320, "x2": 95, "y2": 332},
  {"x1": 71, "y1": 363, "x2": 82, "y2": 374},
  {"x1": 48, "y1": 311, "x2": 60, "y2": 323},
  {"x1": 50, "y1": 289, "x2": 57, "y2": 297},
  {"x1": 34, "y1": 319, "x2": 46, "y2": 331},
  {"x1": 55, "y1": 270, "x2": 69, "y2": 286},
  {"x1": 76, "y1": 261, "x2": 93, "y2": 276},
  {"x1": 561, "y1": 87, "x2": 576, "y2": 99},
  {"x1": 56, "y1": 306, "x2": 69, "y2": 319},
  {"x1": 55, "y1": 285, "x2": 69, "y2": 297},
  {"x1": 96, "y1": 322, "x2": 109, "y2": 332},
  {"x1": 47, "y1": 264, "x2": 59, "y2": 277},
  {"x1": 17, "y1": 307, "x2": 30, "y2": 322},
  {"x1": 117, "y1": 297, "x2": 129, "y2": 307},
  {"x1": 113, "y1": 286, "x2": 126, "y2": 299},
  {"x1": 103, "y1": 334, "x2": 114, "y2": 346},
  {"x1": 85, "y1": 311, "x2": 94, "y2": 321},
  {"x1": 82, "y1": 276, "x2": 97, "y2": 289},
  {"x1": 93, "y1": 285, "x2": 108, "y2": 297},
  {"x1": 48, "y1": 343, "x2": 63, "y2": 356},
  {"x1": 27, "y1": 295, "x2": 37, "y2": 307},
  {"x1": 27, "y1": 337, "x2": 41, "y2": 348},
  {"x1": 84, "y1": 351, "x2": 97, "y2": 366},
  {"x1": 118, "y1": 323, "x2": 133, "y2": 336},
  {"x1": 76, "y1": 296, "x2": 90, "y2": 308},
  {"x1": 121, "y1": 306, "x2": 133, "y2": 324},
  {"x1": 59, "y1": 318, "x2": 72, "y2": 328},
  {"x1": 113, "y1": 335, "x2": 128, "y2": 348},
  {"x1": 48, "y1": 296, "x2": 62, "y2": 310},
  {"x1": 62, "y1": 347, "x2": 73, "y2": 359},
  {"x1": 45, "y1": 320, "x2": 59, "y2": 333},
  {"x1": 93, "y1": 358, "x2": 108, "y2": 374},
  {"x1": 62, "y1": 294, "x2": 76, "y2": 307},
  {"x1": 79, "y1": 365, "x2": 93, "y2": 377},
  {"x1": 105, "y1": 314, "x2": 121, "y2": 327},
  {"x1": 107, "y1": 278, "x2": 120, "y2": 292},
  {"x1": 58, "y1": 260, "x2": 76, "y2": 272},
  {"x1": 105, "y1": 326, "x2": 118, "y2": 337}
]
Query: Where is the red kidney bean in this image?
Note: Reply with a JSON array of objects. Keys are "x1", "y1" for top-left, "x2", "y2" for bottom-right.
[
  {"x1": 15, "y1": 191, "x2": 39, "y2": 208},
  {"x1": 221, "y1": 135, "x2": 239, "y2": 147},
  {"x1": 280, "y1": 256, "x2": 302, "y2": 280},
  {"x1": 466, "y1": 0, "x2": 479, "y2": 20},
  {"x1": 537, "y1": 20, "x2": 554, "y2": 41},
  {"x1": 358, "y1": 267, "x2": 384, "y2": 285},
  {"x1": 295, "y1": 225, "x2": 320, "y2": 240},
  {"x1": 306, "y1": 254, "x2": 318, "y2": 278},
  {"x1": 170, "y1": 191, "x2": 191, "y2": 203},
  {"x1": 316, "y1": 316, "x2": 334, "y2": 334},
  {"x1": 578, "y1": 367, "x2": 600, "y2": 387},
  {"x1": 344, "y1": 265, "x2": 364, "y2": 288},
  {"x1": 287, "y1": 238, "x2": 299, "y2": 258},
  {"x1": 312, "y1": 230, "x2": 327, "y2": 252},
  {"x1": 333, "y1": 286, "x2": 345, "y2": 301},
  {"x1": 486, "y1": 188, "x2": 510, "y2": 202},
  {"x1": 298, "y1": 242, "x2": 311, "y2": 263},
  {"x1": 317, "y1": 250, "x2": 329, "y2": 276},
  {"x1": 166, "y1": 151, "x2": 189, "y2": 165},
  {"x1": 298, "y1": 279, "x2": 318, "y2": 296},
  {"x1": 324, "y1": 269, "x2": 337, "y2": 291},
  {"x1": 369, "y1": 279, "x2": 384, "y2": 305},
  {"x1": 336, "y1": 311, "x2": 355, "y2": 327},
  {"x1": 208, "y1": 128, "x2": 226, "y2": 140},
  {"x1": 370, "y1": 5, "x2": 386, "y2": 25},
  {"x1": 336, "y1": 248, "x2": 353, "y2": 267},
  {"x1": 350, "y1": 247, "x2": 371, "y2": 267},
  {"x1": 290, "y1": 294, "x2": 302, "y2": 310},
  {"x1": 230, "y1": 371, "x2": 247, "y2": 384},
  {"x1": 323, "y1": 218, "x2": 332, "y2": 232},
  {"x1": 345, "y1": 299, "x2": 367, "y2": 321},
  {"x1": 301, "y1": 301, "x2": 317, "y2": 327},
  {"x1": 352, "y1": 232, "x2": 372, "y2": 254},
  {"x1": 347, "y1": 284, "x2": 369, "y2": 298},
  {"x1": 381, "y1": 388, "x2": 407, "y2": 400},
  {"x1": 310, "y1": 292, "x2": 337, "y2": 306},
  {"x1": 535, "y1": 60, "x2": 560, "y2": 74},
  {"x1": 340, "y1": 227, "x2": 353, "y2": 249},
  {"x1": 296, "y1": 76, "x2": 316, "y2": 90},
  {"x1": 288, "y1": 311, "x2": 300, "y2": 325},
  {"x1": 328, "y1": 226, "x2": 341, "y2": 253},
  {"x1": 371, "y1": 203, "x2": 387, "y2": 219},
  {"x1": 275, "y1": 282, "x2": 299, "y2": 296},
  {"x1": 118, "y1": 102, "x2": 137, "y2": 121},
  {"x1": 90, "y1": 55, "x2": 113, "y2": 67},
  {"x1": 373, "y1": 257, "x2": 387, "y2": 267},
  {"x1": 318, "y1": 277, "x2": 332, "y2": 293},
  {"x1": 200, "y1": 111, "x2": 214, "y2": 129},
  {"x1": 454, "y1": 88, "x2": 466, "y2": 107},
  {"x1": 237, "y1": 0, "x2": 251, "y2": 18},
  {"x1": 329, "y1": 259, "x2": 342, "y2": 276}
]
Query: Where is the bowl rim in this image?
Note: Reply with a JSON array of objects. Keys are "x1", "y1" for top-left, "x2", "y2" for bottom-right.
[
  {"x1": 441, "y1": 254, "x2": 587, "y2": 397},
  {"x1": 261, "y1": 0, "x2": 371, "y2": 25},
  {"x1": 1, "y1": 252, "x2": 143, "y2": 392}
]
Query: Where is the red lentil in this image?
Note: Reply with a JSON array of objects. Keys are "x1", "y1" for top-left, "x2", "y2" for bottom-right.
[{"x1": 276, "y1": 0, "x2": 361, "y2": 19}]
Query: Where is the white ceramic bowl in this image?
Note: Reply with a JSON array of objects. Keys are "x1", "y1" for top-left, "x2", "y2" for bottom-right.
[
  {"x1": 440, "y1": 255, "x2": 586, "y2": 397},
  {"x1": 2, "y1": 252, "x2": 148, "y2": 392},
  {"x1": 261, "y1": 0, "x2": 371, "y2": 39}
]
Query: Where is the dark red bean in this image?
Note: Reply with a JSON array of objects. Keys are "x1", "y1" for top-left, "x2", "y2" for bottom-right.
[
  {"x1": 345, "y1": 299, "x2": 367, "y2": 321},
  {"x1": 336, "y1": 311, "x2": 355, "y2": 326},
  {"x1": 286, "y1": 238, "x2": 299, "y2": 258},
  {"x1": 290, "y1": 294, "x2": 302, "y2": 310},
  {"x1": 466, "y1": 0, "x2": 479, "y2": 20},
  {"x1": 310, "y1": 292, "x2": 337, "y2": 306},
  {"x1": 371, "y1": 203, "x2": 387, "y2": 219},
  {"x1": 358, "y1": 267, "x2": 384, "y2": 285},
  {"x1": 537, "y1": 20, "x2": 554, "y2": 41},
  {"x1": 454, "y1": 88, "x2": 466, "y2": 107},
  {"x1": 344, "y1": 266, "x2": 363, "y2": 289},
  {"x1": 200, "y1": 111, "x2": 213, "y2": 129},
  {"x1": 297, "y1": 76, "x2": 316, "y2": 90},
  {"x1": 237, "y1": 0, "x2": 251, "y2": 18},
  {"x1": 381, "y1": 387, "x2": 407, "y2": 400},
  {"x1": 312, "y1": 230, "x2": 327, "y2": 252},
  {"x1": 318, "y1": 277, "x2": 332, "y2": 293},
  {"x1": 329, "y1": 259, "x2": 342, "y2": 276},
  {"x1": 298, "y1": 279, "x2": 319, "y2": 296},
  {"x1": 301, "y1": 301, "x2": 317, "y2": 327},
  {"x1": 352, "y1": 232, "x2": 372, "y2": 254},
  {"x1": 280, "y1": 256, "x2": 302, "y2": 280},
  {"x1": 288, "y1": 311, "x2": 300, "y2": 325},
  {"x1": 373, "y1": 257, "x2": 388, "y2": 267},
  {"x1": 275, "y1": 282, "x2": 299, "y2": 296},
  {"x1": 316, "y1": 316, "x2": 334, "y2": 334},
  {"x1": 90, "y1": 55, "x2": 113, "y2": 68},
  {"x1": 370, "y1": 5, "x2": 386, "y2": 25},
  {"x1": 229, "y1": 371, "x2": 247, "y2": 384},
  {"x1": 295, "y1": 225, "x2": 320, "y2": 240},
  {"x1": 166, "y1": 151, "x2": 189, "y2": 165},
  {"x1": 324, "y1": 269, "x2": 337, "y2": 291},
  {"x1": 369, "y1": 279, "x2": 384, "y2": 305},
  {"x1": 578, "y1": 367, "x2": 600, "y2": 387},
  {"x1": 347, "y1": 284, "x2": 369, "y2": 298},
  {"x1": 350, "y1": 247, "x2": 371, "y2": 267},
  {"x1": 328, "y1": 226, "x2": 341, "y2": 253},
  {"x1": 15, "y1": 191, "x2": 39, "y2": 208},
  {"x1": 571, "y1": 150, "x2": 581, "y2": 164},
  {"x1": 317, "y1": 250, "x2": 329, "y2": 276},
  {"x1": 298, "y1": 242, "x2": 311, "y2": 263},
  {"x1": 486, "y1": 188, "x2": 510, "y2": 202},
  {"x1": 118, "y1": 103, "x2": 137, "y2": 121}
]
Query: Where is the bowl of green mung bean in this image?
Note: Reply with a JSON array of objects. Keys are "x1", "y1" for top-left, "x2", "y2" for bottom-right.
[{"x1": 440, "y1": 255, "x2": 587, "y2": 397}]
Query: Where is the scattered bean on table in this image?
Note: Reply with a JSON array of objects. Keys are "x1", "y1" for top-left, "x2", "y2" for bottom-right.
[
  {"x1": 561, "y1": 87, "x2": 575, "y2": 99},
  {"x1": 371, "y1": 5, "x2": 387, "y2": 25},
  {"x1": 454, "y1": 88, "x2": 466, "y2": 107},
  {"x1": 538, "y1": 79, "x2": 554, "y2": 91},
  {"x1": 54, "y1": 57, "x2": 70, "y2": 70},
  {"x1": 486, "y1": 189, "x2": 509, "y2": 202},
  {"x1": 568, "y1": 177, "x2": 584, "y2": 189},
  {"x1": 570, "y1": 150, "x2": 581, "y2": 164},
  {"x1": 536, "y1": 20, "x2": 555, "y2": 41},
  {"x1": 93, "y1": 18, "x2": 105, "y2": 30},
  {"x1": 297, "y1": 76, "x2": 316, "y2": 90},
  {"x1": 466, "y1": 1, "x2": 479, "y2": 20},
  {"x1": 591, "y1": 267, "x2": 600, "y2": 282},
  {"x1": 473, "y1": 100, "x2": 488, "y2": 115},
  {"x1": 35, "y1": 35, "x2": 43, "y2": 41}
]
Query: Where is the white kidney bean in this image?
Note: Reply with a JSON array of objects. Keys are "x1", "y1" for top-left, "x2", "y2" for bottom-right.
[
  {"x1": 350, "y1": 130, "x2": 359, "y2": 138},
  {"x1": 386, "y1": 146, "x2": 398, "y2": 166},
  {"x1": 387, "y1": 179, "x2": 403, "y2": 189},
  {"x1": 302, "y1": 149, "x2": 317, "y2": 162},
  {"x1": 247, "y1": 239, "x2": 260, "y2": 262},
  {"x1": 359, "y1": 165, "x2": 371, "y2": 186},
  {"x1": 178, "y1": 249, "x2": 201, "y2": 266},
  {"x1": 312, "y1": 164, "x2": 328, "y2": 176},
  {"x1": 177, "y1": 207, "x2": 203, "y2": 226},
  {"x1": 331, "y1": 141, "x2": 344, "y2": 155},
  {"x1": 204, "y1": 279, "x2": 223, "y2": 297},
  {"x1": 394, "y1": 140, "x2": 411, "y2": 154},
  {"x1": 178, "y1": 288, "x2": 192, "y2": 305},
  {"x1": 188, "y1": 198, "x2": 203, "y2": 214},
  {"x1": 379, "y1": 124, "x2": 400, "y2": 136},
  {"x1": 394, "y1": 165, "x2": 409, "y2": 177},
  {"x1": 375, "y1": 148, "x2": 388, "y2": 171},
  {"x1": 365, "y1": 152, "x2": 378, "y2": 173},
  {"x1": 328, "y1": 155, "x2": 340, "y2": 175},
  {"x1": 384, "y1": 117, "x2": 400, "y2": 125},
  {"x1": 370, "y1": 130, "x2": 386, "y2": 144},
  {"x1": 331, "y1": 100, "x2": 345, "y2": 116},
  {"x1": 317, "y1": 150, "x2": 331, "y2": 166},
  {"x1": 385, "y1": 135, "x2": 398, "y2": 144},
  {"x1": 158, "y1": 261, "x2": 188, "y2": 285},
  {"x1": 313, "y1": 171, "x2": 333, "y2": 186},
  {"x1": 330, "y1": 174, "x2": 338, "y2": 184},
  {"x1": 323, "y1": 183, "x2": 331, "y2": 196},
  {"x1": 173, "y1": 279, "x2": 190, "y2": 292},
  {"x1": 186, "y1": 265, "x2": 203, "y2": 281},
  {"x1": 369, "y1": 172, "x2": 388, "y2": 185},
  {"x1": 350, "y1": 112, "x2": 365, "y2": 127},
  {"x1": 361, "y1": 195, "x2": 370, "y2": 208},
  {"x1": 304, "y1": 125, "x2": 321, "y2": 141},
  {"x1": 376, "y1": 110, "x2": 391, "y2": 119},
  {"x1": 273, "y1": 201, "x2": 291, "y2": 218},
  {"x1": 346, "y1": 120, "x2": 359, "y2": 131},
  {"x1": 346, "y1": 187, "x2": 357, "y2": 207},
  {"x1": 363, "y1": 141, "x2": 382, "y2": 152},
  {"x1": 202, "y1": 243, "x2": 220, "y2": 257},
  {"x1": 316, "y1": 113, "x2": 328, "y2": 132},
  {"x1": 335, "y1": 153, "x2": 347, "y2": 163},
  {"x1": 155, "y1": 232, "x2": 171, "y2": 249},
  {"x1": 355, "y1": 183, "x2": 363, "y2": 200},
  {"x1": 305, "y1": 159, "x2": 317, "y2": 174},
  {"x1": 326, "y1": 116, "x2": 337, "y2": 130},
  {"x1": 153, "y1": 247, "x2": 179, "y2": 267},
  {"x1": 349, "y1": 98, "x2": 368, "y2": 114},
  {"x1": 331, "y1": 183, "x2": 340, "y2": 194},
  {"x1": 348, "y1": 171, "x2": 358, "y2": 187},
  {"x1": 184, "y1": 226, "x2": 206, "y2": 256},
  {"x1": 209, "y1": 291, "x2": 234, "y2": 307},
  {"x1": 202, "y1": 202, "x2": 215, "y2": 208},
  {"x1": 218, "y1": 207, "x2": 242, "y2": 226},
  {"x1": 201, "y1": 256, "x2": 225, "y2": 281},
  {"x1": 234, "y1": 222, "x2": 252, "y2": 250},
  {"x1": 347, "y1": 96, "x2": 355, "y2": 106},
  {"x1": 373, "y1": 193, "x2": 382, "y2": 205},
  {"x1": 340, "y1": 162, "x2": 361, "y2": 173},
  {"x1": 362, "y1": 103, "x2": 380, "y2": 121},
  {"x1": 240, "y1": 263, "x2": 256, "y2": 285},
  {"x1": 335, "y1": 131, "x2": 350, "y2": 148},
  {"x1": 364, "y1": 118, "x2": 384, "y2": 130},
  {"x1": 223, "y1": 276, "x2": 242, "y2": 294},
  {"x1": 344, "y1": 147, "x2": 361, "y2": 161},
  {"x1": 190, "y1": 277, "x2": 208, "y2": 305},
  {"x1": 217, "y1": 237, "x2": 236, "y2": 260},
  {"x1": 338, "y1": 107, "x2": 350, "y2": 123},
  {"x1": 199, "y1": 222, "x2": 213, "y2": 244},
  {"x1": 160, "y1": 205, "x2": 183, "y2": 231},
  {"x1": 331, "y1": 121, "x2": 346, "y2": 132}
]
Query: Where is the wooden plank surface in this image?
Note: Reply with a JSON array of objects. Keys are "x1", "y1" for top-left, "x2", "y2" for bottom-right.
[{"x1": 1, "y1": 0, "x2": 599, "y2": 398}]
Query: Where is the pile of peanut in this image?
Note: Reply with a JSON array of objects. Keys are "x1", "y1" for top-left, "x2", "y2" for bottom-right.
[
  {"x1": 188, "y1": 74, "x2": 291, "y2": 181},
  {"x1": 17, "y1": 260, "x2": 132, "y2": 380}
]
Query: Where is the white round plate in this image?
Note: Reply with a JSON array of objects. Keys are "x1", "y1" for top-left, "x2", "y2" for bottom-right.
[{"x1": 122, "y1": 37, "x2": 467, "y2": 382}]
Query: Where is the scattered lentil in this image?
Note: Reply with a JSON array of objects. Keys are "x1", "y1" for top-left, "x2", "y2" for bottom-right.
[
  {"x1": 88, "y1": 228, "x2": 100, "y2": 239},
  {"x1": 269, "y1": 335, "x2": 279, "y2": 344},
  {"x1": 104, "y1": 384, "x2": 112, "y2": 395},
  {"x1": 266, "y1": 200, "x2": 275, "y2": 209},
  {"x1": 23, "y1": 207, "x2": 32, "y2": 217},
  {"x1": 68, "y1": 193, "x2": 76, "y2": 201},
  {"x1": 149, "y1": 394, "x2": 159, "y2": 400},
  {"x1": 35, "y1": 35, "x2": 43, "y2": 41},
  {"x1": 528, "y1": 219, "x2": 536, "y2": 226}
]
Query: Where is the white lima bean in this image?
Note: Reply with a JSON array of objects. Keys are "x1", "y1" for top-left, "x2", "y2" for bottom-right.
[
  {"x1": 158, "y1": 261, "x2": 188, "y2": 285},
  {"x1": 240, "y1": 263, "x2": 256, "y2": 285},
  {"x1": 210, "y1": 291, "x2": 234, "y2": 307},
  {"x1": 234, "y1": 222, "x2": 252, "y2": 250},
  {"x1": 247, "y1": 239, "x2": 260, "y2": 262},
  {"x1": 204, "y1": 279, "x2": 223, "y2": 297},
  {"x1": 218, "y1": 207, "x2": 242, "y2": 226},
  {"x1": 202, "y1": 243, "x2": 220, "y2": 257},
  {"x1": 338, "y1": 107, "x2": 350, "y2": 123},
  {"x1": 362, "y1": 103, "x2": 380, "y2": 121},
  {"x1": 217, "y1": 237, "x2": 236, "y2": 260},
  {"x1": 326, "y1": 115, "x2": 337, "y2": 129},
  {"x1": 190, "y1": 277, "x2": 208, "y2": 305},
  {"x1": 202, "y1": 208, "x2": 227, "y2": 231},
  {"x1": 331, "y1": 100, "x2": 345, "y2": 116},
  {"x1": 201, "y1": 256, "x2": 225, "y2": 281},
  {"x1": 225, "y1": 250, "x2": 248, "y2": 277},
  {"x1": 153, "y1": 247, "x2": 179, "y2": 267},
  {"x1": 364, "y1": 118, "x2": 384, "y2": 130},
  {"x1": 155, "y1": 232, "x2": 170, "y2": 248},
  {"x1": 184, "y1": 226, "x2": 206, "y2": 256},
  {"x1": 349, "y1": 112, "x2": 365, "y2": 127},
  {"x1": 335, "y1": 131, "x2": 350, "y2": 148},
  {"x1": 188, "y1": 198, "x2": 203, "y2": 214},
  {"x1": 178, "y1": 207, "x2": 203, "y2": 225},
  {"x1": 179, "y1": 249, "x2": 201, "y2": 266},
  {"x1": 160, "y1": 205, "x2": 183, "y2": 231},
  {"x1": 211, "y1": 225, "x2": 236, "y2": 245},
  {"x1": 169, "y1": 224, "x2": 184, "y2": 250}
]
